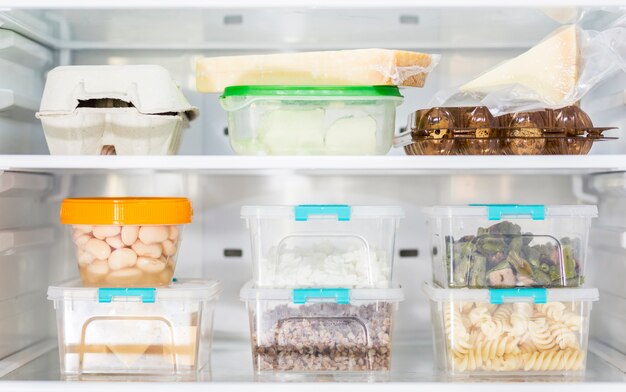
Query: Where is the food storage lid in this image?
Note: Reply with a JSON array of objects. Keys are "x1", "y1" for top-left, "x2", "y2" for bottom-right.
[
  {"x1": 240, "y1": 281, "x2": 404, "y2": 304},
  {"x1": 241, "y1": 204, "x2": 404, "y2": 221},
  {"x1": 222, "y1": 85, "x2": 403, "y2": 98},
  {"x1": 37, "y1": 65, "x2": 198, "y2": 119},
  {"x1": 220, "y1": 85, "x2": 403, "y2": 111},
  {"x1": 48, "y1": 279, "x2": 222, "y2": 303},
  {"x1": 423, "y1": 283, "x2": 599, "y2": 304},
  {"x1": 60, "y1": 197, "x2": 193, "y2": 225},
  {"x1": 427, "y1": 204, "x2": 598, "y2": 220}
]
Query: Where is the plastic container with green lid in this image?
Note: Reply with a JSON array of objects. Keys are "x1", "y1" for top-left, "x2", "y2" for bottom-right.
[{"x1": 219, "y1": 85, "x2": 404, "y2": 155}]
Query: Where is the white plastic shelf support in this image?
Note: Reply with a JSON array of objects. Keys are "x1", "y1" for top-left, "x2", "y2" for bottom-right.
[
  {"x1": 0, "y1": 226, "x2": 54, "y2": 253},
  {"x1": 0, "y1": 155, "x2": 626, "y2": 175},
  {"x1": 0, "y1": 171, "x2": 53, "y2": 196}
]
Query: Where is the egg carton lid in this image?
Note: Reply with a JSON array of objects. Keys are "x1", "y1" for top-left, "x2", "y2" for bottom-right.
[
  {"x1": 423, "y1": 282, "x2": 599, "y2": 304},
  {"x1": 48, "y1": 279, "x2": 222, "y2": 303},
  {"x1": 240, "y1": 281, "x2": 404, "y2": 303},
  {"x1": 37, "y1": 65, "x2": 198, "y2": 120}
]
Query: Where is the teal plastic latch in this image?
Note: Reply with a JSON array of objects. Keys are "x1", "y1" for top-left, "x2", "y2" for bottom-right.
[
  {"x1": 293, "y1": 288, "x2": 350, "y2": 304},
  {"x1": 294, "y1": 205, "x2": 351, "y2": 221},
  {"x1": 98, "y1": 288, "x2": 156, "y2": 303},
  {"x1": 470, "y1": 204, "x2": 545, "y2": 221},
  {"x1": 489, "y1": 288, "x2": 547, "y2": 304}
]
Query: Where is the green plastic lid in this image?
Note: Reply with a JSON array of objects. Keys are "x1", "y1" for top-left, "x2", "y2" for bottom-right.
[{"x1": 221, "y1": 85, "x2": 403, "y2": 98}]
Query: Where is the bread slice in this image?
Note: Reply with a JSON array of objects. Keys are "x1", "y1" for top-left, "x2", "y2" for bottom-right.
[
  {"x1": 460, "y1": 25, "x2": 579, "y2": 105},
  {"x1": 196, "y1": 48, "x2": 434, "y2": 92}
]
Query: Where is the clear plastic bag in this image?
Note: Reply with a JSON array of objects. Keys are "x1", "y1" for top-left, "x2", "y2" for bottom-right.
[{"x1": 430, "y1": 16, "x2": 626, "y2": 116}]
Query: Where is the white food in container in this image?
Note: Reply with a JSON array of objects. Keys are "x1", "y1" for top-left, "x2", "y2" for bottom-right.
[
  {"x1": 220, "y1": 86, "x2": 402, "y2": 156},
  {"x1": 241, "y1": 205, "x2": 403, "y2": 288},
  {"x1": 37, "y1": 65, "x2": 198, "y2": 155}
]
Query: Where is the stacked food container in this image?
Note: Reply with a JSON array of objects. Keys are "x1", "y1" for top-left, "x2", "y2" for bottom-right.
[
  {"x1": 195, "y1": 48, "x2": 440, "y2": 156},
  {"x1": 424, "y1": 204, "x2": 599, "y2": 376},
  {"x1": 48, "y1": 197, "x2": 222, "y2": 379},
  {"x1": 240, "y1": 205, "x2": 404, "y2": 373}
]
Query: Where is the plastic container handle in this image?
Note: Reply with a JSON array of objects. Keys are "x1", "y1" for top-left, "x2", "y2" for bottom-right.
[
  {"x1": 393, "y1": 129, "x2": 414, "y2": 148},
  {"x1": 489, "y1": 288, "x2": 547, "y2": 304},
  {"x1": 293, "y1": 288, "x2": 350, "y2": 304},
  {"x1": 98, "y1": 288, "x2": 156, "y2": 303},
  {"x1": 470, "y1": 204, "x2": 545, "y2": 221},
  {"x1": 294, "y1": 205, "x2": 351, "y2": 221}
]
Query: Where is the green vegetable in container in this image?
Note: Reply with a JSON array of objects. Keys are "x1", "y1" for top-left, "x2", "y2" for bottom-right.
[
  {"x1": 443, "y1": 220, "x2": 583, "y2": 288},
  {"x1": 452, "y1": 241, "x2": 473, "y2": 286},
  {"x1": 468, "y1": 254, "x2": 487, "y2": 287}
]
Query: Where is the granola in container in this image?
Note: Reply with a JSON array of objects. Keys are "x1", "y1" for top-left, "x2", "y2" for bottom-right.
[{"x1": 240, "y1": 282, "x2": 403, "y2": 373}]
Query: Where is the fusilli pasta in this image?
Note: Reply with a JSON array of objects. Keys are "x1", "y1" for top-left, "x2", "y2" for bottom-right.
[
  {"x1": 522, "y1": 348, "x2": 585, "y2": 371},
  {"x1": 441, "y1": 301, "x2": 585, "y2": 373}
]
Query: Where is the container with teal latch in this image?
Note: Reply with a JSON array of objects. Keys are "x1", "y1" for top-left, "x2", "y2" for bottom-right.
[
  {"x1": 424, "y1": 283, "x2": 599, "y2": 376},
  {"x1": 240, "y1": 281, "x2": 404, "y2": 373},
  {"x1": 425, "y1": 204, "x2": 597, "y2": 288},
  {"x1": 241, "y1": 204, "x2": 404, "y2": 289},
  {"x1": 47, "y1": 279, "x2": 222, "y2": 379}
]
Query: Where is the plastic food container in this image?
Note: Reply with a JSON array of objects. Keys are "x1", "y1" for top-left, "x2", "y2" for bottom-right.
[
  {"x1": 220, "y1": 86, "x2": 403, "y2": 155},
  {"x1": 48, "y1": 280, "x2": 221, "y2": 378},
  {"x1": 240, "y1": 281, "x2": 403, "y2": 373},
  {"x1": 36, "y1": 65, "x2": 198, "y2": 155},
  {"x1": 394, "y1": 106, "x2": 617, "y2": 156},
  {"x1": 241, "y1": 204, "x2": 404, "y2": 288},
  {"x1": 425, "y1": 283, "x2": 598, "y2": 376},
  {"x1": 61, "y1": 197, "x2": 193, "y2": 287},
  {"x1": 426, "y1": 204, "x2": 597, "y2": 288}
]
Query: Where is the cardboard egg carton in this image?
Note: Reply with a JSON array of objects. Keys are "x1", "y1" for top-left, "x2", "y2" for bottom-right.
[{"x1": 37, "y1": 65, "x2": 198, "y2": 155}]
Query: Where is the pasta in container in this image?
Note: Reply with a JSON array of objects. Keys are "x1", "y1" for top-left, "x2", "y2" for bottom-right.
[{"x1": 424, "y1": 283, "x2": 598, "y2": 376}]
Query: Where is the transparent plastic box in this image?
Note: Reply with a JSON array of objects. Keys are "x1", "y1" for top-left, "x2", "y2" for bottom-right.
[
  {"x1": 426, "y1": 204, "x2": 597, "y2": 288},
  {"x1": 240, "y1": 281, "x2": 403, "y2": 373},
  {"x1": 61, "y1": 198, "x2": 193, "y2": 288},
  {"x1": 48, "y1": 280, "x2": 222, "y2": 379},
  {"x1": 241, "y1": 204, "x2": 404, "y2": 288},
  {"x1": 424, "y1": 283, "x2": 598, "y2": 376},
  {"x1": 220, "y1": 86, "x2": 403, "y2": 155}
]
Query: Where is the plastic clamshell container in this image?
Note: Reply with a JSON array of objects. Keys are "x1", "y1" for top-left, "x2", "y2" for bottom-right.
[
  {"x1": 220, "y1": 86, "x2": 403, "y2": 155},
  {"x1": 241, "y1": 204, "x2": 404, "y2": 288},
  {"x1": 48, "y1": 279, "x2": 222, "y2": 378},
  {"x1": 61, "y1": 197, "x2": 193, "y2": 287},
  {"x1": 36, "y1": 65, "x2": 198, "y2": 155},
  {"x1": 424, "y1": 283, "x2": 598, "y2": 376},
  {"x1": 395, "y1": 106, "x2": 617, "y2": 156},
  {"x1": 240, "y1": 281, "x2": 403, "y2": 373},
  {"x1": 426, "y1": 204, "x2": 597, "y2": 288}
]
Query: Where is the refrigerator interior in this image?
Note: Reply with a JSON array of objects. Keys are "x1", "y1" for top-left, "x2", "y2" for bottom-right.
[{"x1": 0, "y1": 3, "x2": 624, "y2": 389}]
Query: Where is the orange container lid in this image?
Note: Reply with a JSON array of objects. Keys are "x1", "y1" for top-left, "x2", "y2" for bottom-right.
[{"x1": 60, "y1": 197, "x2": 192, "y2": 225}]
